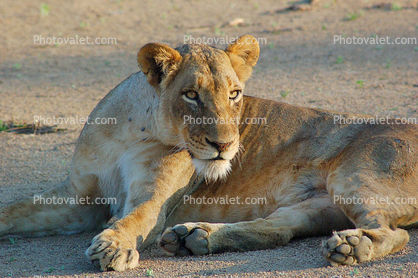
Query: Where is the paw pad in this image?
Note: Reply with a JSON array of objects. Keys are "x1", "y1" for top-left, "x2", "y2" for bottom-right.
[
  {"x1": 322, "y1": 230, "x2": 372, "y2": 266},
  {"x1": 159, "y1": 224, "x2": 210, "y2": 256}
]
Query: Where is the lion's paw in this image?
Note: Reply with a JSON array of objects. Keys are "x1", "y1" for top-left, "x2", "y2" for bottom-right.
[
  {"x1": 322, "y1": 229, "x2": 373, "y2": 266},
  {"x1": 85, "y1": 229, "x2": 139, "y2": 271},
  {"x1": 158, "y1": 223, "x2": 210, "y2": 256}
]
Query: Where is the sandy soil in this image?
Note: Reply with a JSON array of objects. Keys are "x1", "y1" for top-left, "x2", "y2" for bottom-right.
[{"x1": 1, "y1": 0, "x2": 418, "y2": 277}]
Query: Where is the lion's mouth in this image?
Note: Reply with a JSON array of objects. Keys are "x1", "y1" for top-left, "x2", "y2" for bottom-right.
[
  {"x1": 187, "y1": 150, "x2": 228, "y2": 162},
  {"x1": 186, "y1": 147, "x2": 228, "y2": 161},
  {"x1": 187, "y1": 149, "x2": 195, "y2": 158},
  {"x1": 209, "y1": 156, "x2": 225, "y2": 161},
  {"x1": 182, "y1": 138, "x2": 237, "y2": 180}
]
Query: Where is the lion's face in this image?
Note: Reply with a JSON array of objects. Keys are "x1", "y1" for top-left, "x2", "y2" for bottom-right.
[
  {"x1": 137, "y1": 35, "x2": 259, "y2": 180},
  {"x1": 160, "y1": 45, "x2": 245, "y2": 180}
]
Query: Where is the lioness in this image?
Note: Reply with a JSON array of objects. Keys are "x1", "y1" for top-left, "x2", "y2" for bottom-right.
[{"x1": 1, "y1": 35, "x2": 417, "y2": 271}]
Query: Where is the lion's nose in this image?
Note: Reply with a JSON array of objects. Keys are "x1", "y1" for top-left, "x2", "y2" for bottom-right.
[{"x1": 205, "y1": 138, "x2": 233, "y2": 152}]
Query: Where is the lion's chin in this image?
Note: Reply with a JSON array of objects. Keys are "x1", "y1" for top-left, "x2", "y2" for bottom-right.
[{"x1": 192, "y1": 159, "x2": 232, "y2": 181}]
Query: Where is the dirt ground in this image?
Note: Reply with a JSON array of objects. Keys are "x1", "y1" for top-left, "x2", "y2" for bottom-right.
[{"x1": 1, "y1": 0, "x2": 418, "y2": 277}]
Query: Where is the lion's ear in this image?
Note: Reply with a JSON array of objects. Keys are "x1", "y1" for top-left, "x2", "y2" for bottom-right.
[
  {"x1": 137, "y1": 43, "x2": 182, "y2": 88},
  {"x1": 225, "y1": 35, "x2": 260, "y2": 83}
]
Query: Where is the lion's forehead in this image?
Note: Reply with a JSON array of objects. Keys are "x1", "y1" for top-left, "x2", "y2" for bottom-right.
[
  {"x1": 178, "y1": 45, "x2": 232, "y2": 74},
  {"x1": 181, "y1": 62, "x2": 240, "y2": 96},
  {"x1": 172, "y1": 44, "x2": 242, "y2": 106},
  {"x1": 176, "y1": 43, "x2": 224, "y2": 59}
]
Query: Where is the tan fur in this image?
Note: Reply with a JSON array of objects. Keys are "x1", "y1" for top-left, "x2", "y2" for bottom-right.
[{"x1": 1, "y1": 35, "x2": 417, "y2": 271}]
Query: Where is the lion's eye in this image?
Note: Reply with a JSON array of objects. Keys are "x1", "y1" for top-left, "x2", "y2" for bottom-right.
[
  {"x1": 230, "y1": 90, "x2": 241, "y2": 100},
  {"x1": 184, "y1": 91, "x2": 198, "y2": 100}
]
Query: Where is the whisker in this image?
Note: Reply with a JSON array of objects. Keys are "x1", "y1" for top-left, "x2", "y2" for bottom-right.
[
  {"x1": 169, "y1": 141, "x2": 188, "y2": 155},
  {"x1": 233, "y1": 141, "x2": 245, "y2": 171}
]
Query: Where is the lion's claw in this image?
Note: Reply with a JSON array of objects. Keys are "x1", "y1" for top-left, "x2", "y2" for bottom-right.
[{"x1": 86, "y1": 229, "x2": 139, "y2": 271}]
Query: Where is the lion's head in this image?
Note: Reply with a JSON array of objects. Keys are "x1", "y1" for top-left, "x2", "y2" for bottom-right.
[{"x1": 137, "y1": 35, "x2": 259, "y2": 180}]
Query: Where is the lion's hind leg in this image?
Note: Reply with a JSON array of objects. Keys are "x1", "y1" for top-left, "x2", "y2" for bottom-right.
[
  {"x1": 323, "y1": 160, "x2": 417, "y2": 266},
  {"x1": 322, "y1": 227, "x2": 409, "y2": 266},
  {"x1": 0, "y1": 176, "x2": 110, "y2": 238},
  {"x1": 322, "y1": 191, "x2": 414, "y2": 266},
  {"x1": 158, "y1": 195, "x2": 352, "y2": 256}
]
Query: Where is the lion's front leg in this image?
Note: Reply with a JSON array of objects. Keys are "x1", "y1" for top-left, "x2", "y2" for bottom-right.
[
  {"x1": 86, "y1": 199, "x2": 168, "y2": 271},
  {"x1": 86, "y1": 147, "x2": 195, "y2": 271},
  {"x1": 159, "y1": 195, "x2": 352, "y2": 256},
  {"x1": 86, "y1": 228, "x2": 140, "y2": 271},
  {"x1": 158, "y1": 220, "x2": 294, "y2": 256}
]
